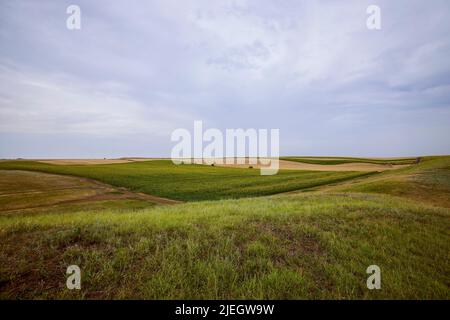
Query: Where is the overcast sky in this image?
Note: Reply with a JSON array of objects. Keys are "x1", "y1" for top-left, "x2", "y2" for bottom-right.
[{"x1": 1, "y1": 0, "x2": 449, "y2": 158}]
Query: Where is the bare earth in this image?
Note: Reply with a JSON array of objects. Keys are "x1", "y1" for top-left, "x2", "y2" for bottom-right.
[
  {"x1": 275, "y1": 160, "x2": 409, "y2": 172},
  {"x1": 209, "y1": 159, "x2": 409, "y2": 172},
  {"x1": 0, "y1": 170, "x2": 181, "y2": 213}
]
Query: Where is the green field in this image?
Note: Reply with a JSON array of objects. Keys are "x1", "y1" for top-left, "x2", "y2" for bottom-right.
[
  {"x1": 0, "y1": 156, "x2": 449, "y2": 299},
  {"x1": 0, "y1": 160, "x2": 373, "y2": 201}
]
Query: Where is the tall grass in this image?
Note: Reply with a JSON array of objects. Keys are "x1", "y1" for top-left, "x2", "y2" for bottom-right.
[{"x1": 0, "y1": 193, "x2": 448, "y2": 299}]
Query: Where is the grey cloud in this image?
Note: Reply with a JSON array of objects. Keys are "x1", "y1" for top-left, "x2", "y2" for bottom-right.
[{"x1": 0, "y1": 0, "x2": 449, "y2": 157}]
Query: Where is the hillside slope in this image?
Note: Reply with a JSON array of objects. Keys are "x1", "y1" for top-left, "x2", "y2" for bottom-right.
[
  {"x1": 0, "y1": 157, "x2": 448, "y2": 299},
  {"x1": 316, "y1": 156, "x2": 450, "y2": 208}
]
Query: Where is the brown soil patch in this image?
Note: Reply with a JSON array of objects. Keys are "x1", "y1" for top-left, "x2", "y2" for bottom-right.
[
  {"x1": 0, "y1": 170, "x2": 181, "y2": 213},
  {"x1": 199, "y1": 158, "x2": 409, "y2": 172},
  {"x1": 277, "y1": 160, "x2": 408, "y2": 172}
]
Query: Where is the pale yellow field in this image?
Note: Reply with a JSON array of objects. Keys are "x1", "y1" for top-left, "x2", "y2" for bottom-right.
[{"x1": 214, "y1": 159, "x2": 408, "y2": 172}]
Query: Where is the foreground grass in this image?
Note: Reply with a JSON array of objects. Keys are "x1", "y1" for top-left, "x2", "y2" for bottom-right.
[
  {"x1": 1, "y1": 193, "x2": 448, "y2": 299},
  {"x1": 0, "y1": 160, "x2": 372, "y2": 201}
]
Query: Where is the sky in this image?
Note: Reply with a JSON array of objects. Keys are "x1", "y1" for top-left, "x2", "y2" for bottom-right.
[{"x1": 0, "y1": 0, "x2": 449, "y2": 158}]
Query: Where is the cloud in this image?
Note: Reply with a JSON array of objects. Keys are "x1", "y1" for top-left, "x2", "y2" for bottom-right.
[
  {"x1": 0, "y1": 0, "x2": 449, "y2": 157},
  {"x1": 0, "y1": 63, "x2": 196, "y2": 136}
]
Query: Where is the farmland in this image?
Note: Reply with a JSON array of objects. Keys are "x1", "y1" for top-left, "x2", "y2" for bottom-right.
[
  {"x1": 280, "y1": 156, "x2": 418, "y2": 166},
  {"x1": 0, "y1": 160, "x2": 373, "y2": 201},
  {"x1": 0, "y1": 156, "x2": 449, "y2": 299}
]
